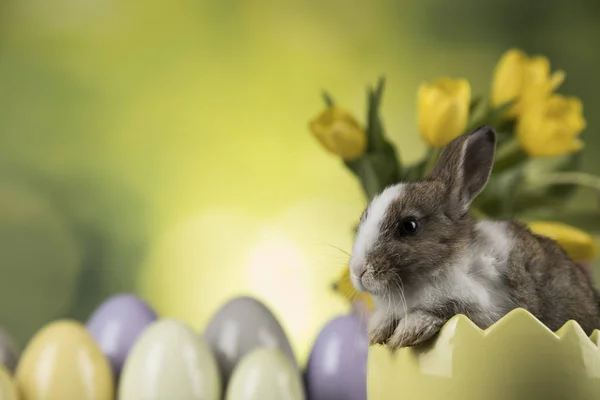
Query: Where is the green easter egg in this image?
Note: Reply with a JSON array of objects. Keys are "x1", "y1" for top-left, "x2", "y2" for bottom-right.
[
  {"x1": 119, "y1": 319, "x2": 221, "y2": 400},
  {"x1": 226, "y1": 347, "x2": 304, "y2": 400}
]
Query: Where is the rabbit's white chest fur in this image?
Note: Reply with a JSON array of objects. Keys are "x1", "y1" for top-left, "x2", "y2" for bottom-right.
[{"x1": 379, "y1": 220, "x2": 514, "y2": 326}]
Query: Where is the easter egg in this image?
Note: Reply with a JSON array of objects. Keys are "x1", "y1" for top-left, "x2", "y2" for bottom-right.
[
  {"x1": 86, "y1": 293, "x2": 157, "y2": 376},
  {"x1": 305, "y1": 314, "x2": 368, "y2": 400},
  {"x1": 119, "y1": 319, "x2": 221, "y2": 400},
  {"x1": 0, "y1": 366, "x2": 19, "y2": 400},
  {"x1": 0, "y1": 328, "x2": 19, "y2": 373},
  {"x1": 204, "y1": 296, "x2": 297, "y2": 386},
  {"x1": 15, "y1": 319, "x2": 114, "y2": 400},
  {"x1": 226, "y1": 347, "x2": 304, "y2": 400}
]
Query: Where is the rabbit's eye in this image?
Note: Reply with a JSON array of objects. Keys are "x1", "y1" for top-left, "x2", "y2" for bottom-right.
[{"x1": 399, "y1": 217, "x2": 419, "y2": 236}]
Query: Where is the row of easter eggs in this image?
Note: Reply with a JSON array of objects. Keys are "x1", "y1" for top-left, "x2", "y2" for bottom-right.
[{"x1": 0, "y1": 294, "x2": 370, "y2": 399}]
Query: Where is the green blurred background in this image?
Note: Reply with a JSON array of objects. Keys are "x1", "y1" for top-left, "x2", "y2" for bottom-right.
[{"x1": 1, "y1": 0, "x2": 599, "y2": 365}]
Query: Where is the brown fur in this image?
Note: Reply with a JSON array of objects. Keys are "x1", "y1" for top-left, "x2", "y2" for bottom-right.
[
  {"x1": 504, "y1": 221, "x2": 600, "y2": 334},
  {"x1": 370, "y1": 179, "x2": 471, "y2": 289}
]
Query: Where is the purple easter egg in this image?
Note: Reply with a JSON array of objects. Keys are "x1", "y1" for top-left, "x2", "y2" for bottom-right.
[
  {"x1": 86, "y1": 293, "x2": 157, "y2": 376},
  {"x1": 306, "y1": 314, "x2": 368, "y2": 400}
]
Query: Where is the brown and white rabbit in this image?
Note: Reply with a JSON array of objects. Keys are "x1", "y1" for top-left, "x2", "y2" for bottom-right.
[{"x1": 349, "y1": 125, "x2": 600, "y2": 350}]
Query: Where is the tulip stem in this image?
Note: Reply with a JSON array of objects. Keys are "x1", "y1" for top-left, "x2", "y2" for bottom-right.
[
  {"x1": 495, "y1": 138, "x2": 521, "y2": 159},
  {"x1": 493, "y1": 138, "x2": 526, "y2": 172},
  {"x1": 533, "y1": 172, "x2": 600, "y2": 194},
  {"x1": 423, "y1": 147, "x2": 441, "y2": 177}
]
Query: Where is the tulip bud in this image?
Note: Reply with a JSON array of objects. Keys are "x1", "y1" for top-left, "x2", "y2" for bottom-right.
[
  {"x1": 491, "y1": 48, "x2": 565, "y2": 118},
  {"x1": 527, "y1": 221, "x2": 597, "y2": 262},
  {"x1": 309, "y1": 107, "x2": 367, "y2": 160},
  {"x1": 417, "y1": 77, "x2": 470, "y2": 148},
  {"x1": 516, "y1": 95, "x2": 586, "y2": 157}
]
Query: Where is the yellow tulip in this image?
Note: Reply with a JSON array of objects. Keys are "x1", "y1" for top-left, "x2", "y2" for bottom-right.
[
  {"x1": 309, "y1": 106, "x2": 367, "y2": 160},
  {"x1": 527, "y1": 221, "x2": 597, "y2": 262},
  {"x1": 418, "y1": 77, "x2": 471, "y2": 148},
  {"x1": 516, "y1": 94, "x2": 586, "y2": 157},
  {"x1": 332, "y1": 267, "x2": 374, "y2": 311},
  {"x1": 491, "y1": 48, "x2": 565, "y2": 118}
]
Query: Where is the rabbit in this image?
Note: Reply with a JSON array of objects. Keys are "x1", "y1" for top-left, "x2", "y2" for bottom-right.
[{"x1": 349, "y1": 125, "x2": 600, "y2": 351}]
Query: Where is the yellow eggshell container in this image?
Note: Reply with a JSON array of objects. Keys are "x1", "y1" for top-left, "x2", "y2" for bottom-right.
[
  {"x1": 368, "y1": 308, "x2": 600, "y2": 400},
  {"x1": 15, "y1": 319, "x2": 114, "y2": 400},
  {"x1": 0, "y1": 366, "x2": 19, "y2": 400}
]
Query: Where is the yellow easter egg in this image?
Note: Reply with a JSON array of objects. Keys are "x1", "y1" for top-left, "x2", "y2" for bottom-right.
[
  {"x1": 0, "y1": 366, "x2": 19, "y2": 400},
  {"x1": 15, "y1": 320, "x2": 114, "y2": 400}
]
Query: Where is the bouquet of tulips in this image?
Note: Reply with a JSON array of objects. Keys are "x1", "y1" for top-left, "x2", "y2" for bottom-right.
[{"x1": 309, "y1": 49, "x2": 600, "y2": 314}]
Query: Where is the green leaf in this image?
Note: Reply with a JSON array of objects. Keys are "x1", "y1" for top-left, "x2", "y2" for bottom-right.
[
  {"x1": 401, "y1": 158, "x2": 428, "y2": 182},
  {"x1": 341, "y1": 76, "x2": 406, "y2": 200},
  {"x1": 346, "y1": 143, "x2": 402, "y2": 201},
  {"x1": 369, "y1": 145, "x2": 402, "y2": 184},
  {"x1": 469, "y1": 96, "x2": 483, "y2": 114},
  {"x1": 343, "y1": 157, "x2": 380, "y2": 200},
  {"x1": 359, "y1": 157, "x2": 383, "y2": 200},
  {"x1": 475, "y1": 150, "x2": 585, "y2": 219},
  {"x1": 422, "y1": 147, "x2": 442, "y2": 177},
  {"x1": 539, "y1": 153, "x2": 582, "y2": 200},
  {"x1": 486, "y1": 99, "x2": 515, "y2": 127},
  {"x1": 503, "y1": 155, "x2": 583, "y2": 215},
  {"x1": 523, "y1": 153, "x2": 580, "y2": 176},
  {"x1": 511, "y1": 192, "x2": 568, "y2": 217},
  {"x1": 343, "y1": 158, "x2": 362, "y2": 178},
  {"x1": 492, "y1": 137, "x2": 527, "y2": 173},
  {"x1": 466, "y1": 96, "x2": 488, "y2": 132},
  {"x1": 474, "y1": 165, "x2": 526, "y2": 218},
  {"x1": 365, "y1": 76, "x2": 388, "y2": 153},
  {"x1": 494, "y1": 128, "x2": 515, "y2": 148},
  {"x1": 322, "y1": 91, "x2": 334, "y2": 107},
  {"x1": 517, "y1": 153, "x2": 582, "y2": 199}
]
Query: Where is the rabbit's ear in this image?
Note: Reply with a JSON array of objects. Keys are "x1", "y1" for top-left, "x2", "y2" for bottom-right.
[{"x1": 429, "y1": 126, "x2": 496, "y2": 212}]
